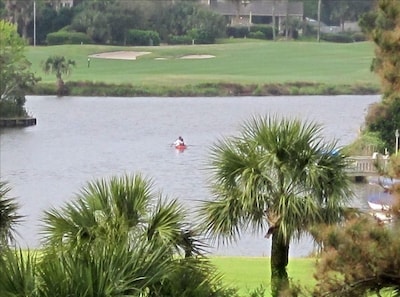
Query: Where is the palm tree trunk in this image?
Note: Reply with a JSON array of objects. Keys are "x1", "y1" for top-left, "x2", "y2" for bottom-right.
[
  {"x1": 272, "y1": 0, "x2": 276, "y2": 40},
  {"x1": 317, "y1": 0, "x2": 321, "y2": 42},
  {"x1": 56, "y1": 78, "x2": 64, "y2": 96},
  {"x1": 270, "y1": 232, "x2": 289, "y2": 297}
]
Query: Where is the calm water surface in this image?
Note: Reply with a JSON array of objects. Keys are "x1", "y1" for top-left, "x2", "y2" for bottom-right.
[{"x1": 0, "y1": 95, "x2": 380, "y2": 257}]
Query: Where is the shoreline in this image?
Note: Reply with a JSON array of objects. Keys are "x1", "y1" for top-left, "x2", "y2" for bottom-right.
[{"x1": 31, "y1": 81, "x2": 380, "y2": 98}]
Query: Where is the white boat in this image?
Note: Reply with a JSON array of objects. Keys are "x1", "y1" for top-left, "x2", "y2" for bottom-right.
[
  {"x1": 371, "y1": 211, "x2": 393, "y2": 223},
  {"x1": 367, "y1": 187, "x2": 396, "y2": 209},
  {"x1": 367, "y1": 176, "x2": 400, "y2": 189},
  {"x1": 366, "y1": 178, "x2": 398, "y2": 222}
]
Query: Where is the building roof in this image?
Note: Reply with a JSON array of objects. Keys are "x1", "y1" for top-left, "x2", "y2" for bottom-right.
[{"x1": 210, "y1": 0, "x2": 303, "y2": 17}]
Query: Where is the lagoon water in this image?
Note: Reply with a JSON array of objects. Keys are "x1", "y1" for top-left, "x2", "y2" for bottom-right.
[{"x1": 0, "y1": 95, "x2": 380, "y2": 257}]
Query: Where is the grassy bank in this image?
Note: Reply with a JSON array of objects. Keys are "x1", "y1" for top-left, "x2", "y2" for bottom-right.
[
  {"x1": 26, "y1": 39, "x2": 380, "y2": 96},
  {"x1": 210, "y1": 257, "x2": 316, "y2": 296},
  {"x1": 211, "y1": 257, "x2": 394, "y2": 297}
]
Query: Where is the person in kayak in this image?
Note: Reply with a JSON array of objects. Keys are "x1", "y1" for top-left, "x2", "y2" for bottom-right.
[{"x1": 174, "y1": 136, "x2": 185, "y2": 147}]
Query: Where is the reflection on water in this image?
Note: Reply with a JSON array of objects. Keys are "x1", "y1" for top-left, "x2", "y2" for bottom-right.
[{"x1": 0, "y1": 95, "x2": 380, "y2": 257}]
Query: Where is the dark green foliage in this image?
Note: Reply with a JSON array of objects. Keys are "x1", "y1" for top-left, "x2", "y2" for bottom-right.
[
  {"x1": 168, "y1": 34, "x2": 193, "y2": 45},
  {"x1": 52, "y1": 8, "x2": 74, "y2": 32},
  {"x1": 320, "y1": 33, "x2": 354, "y2": 43},
  {"x1": 365, "y1": 96, "x2": 400, "y2": 154},
  {"x1": 248, "y1": 31, "x2": 265, "y2": 40},
  {"x1": 46, "y1": 31, "x2": 92, "y2": 45},
  {"x1": 188, "y1": 28, "x2": 216, "y2": 44},
  {"x1": 0, "y1": 97, "x2": 27, "y2": 117},
  {"x1": 126, "y1": 29, "x2": 160, "y2": 46},
  {"x1": 320, "y1": 0, "x2": 375, "y2": 27},
  {"x1": 154, "y1": 1, "x2": 225, "y2": 43},
  {"x1": 0, "y1": 181, "x2": 22, "y2": 250},
  {"x1": 35, "y1": 7, "x2": 74, "y2": 45},
  {"x1": 69, "y1": 9, "x2": 110, "y2": 43},
  {"x1": 105, "y1": 4, "x2": 144, "y2": 45},
  {"x1": 250, "y1": 25, "x2": 274, "y2": 40},
  {"x1": 0, "y1": 0, "x2": 5, "y2": 18},
  {"x1": 359, "y1": 10, "x2": 378, "y2": 34},
  {"x1": 343, "y1": 131, "x2": 385, "y2": 156},
  {"x1": 301, "y1": 22, "x2": 318, "y2": 37},
  {"x1": 35, "y1": 6, "x2": 57, "y2": 45},
  {"x1": 360, "y1": 0, "x2": 400, "y2": 151},
  {"x1": 0, "y1": 20, "x2": 39, "y2": 118},
  {"x1": 155, "y1": 257, "x2": 238, "y2": 297},
  {"x1": 226, "y1": 26, "x2": 250, "y2": 38},
  {"x1": 193, "y1": 7, "x2": 227, "y2": 41},
  {"x1": 311, "y1": 215, "x2": 400, "y2": 296},
  {"x1": 0, "y1": 249, "x2": 37, "y2": 295},
  {"x1": 351, "y1": 32, "x2": 367, "y2": 42}
]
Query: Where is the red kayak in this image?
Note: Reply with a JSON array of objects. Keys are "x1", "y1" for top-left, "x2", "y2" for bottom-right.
[{"x1": 175, "y1": 144, "x2": 187, "y2": 150}]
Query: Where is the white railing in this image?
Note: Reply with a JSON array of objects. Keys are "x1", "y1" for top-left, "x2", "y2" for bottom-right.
[{"x1": 346, "y1": 156, "x2": 384, "y2": 176}]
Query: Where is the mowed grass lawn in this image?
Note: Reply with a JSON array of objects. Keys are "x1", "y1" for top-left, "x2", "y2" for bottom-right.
[
  {"x1": 210, "y1": 257, "x2": 394, "y2": 297},
  {"x1": 26, "y1": 39, "x2": 378, "y2": 87},
  {"x1": 210, "y1": 257, "x2": 316, "y2": 296}
]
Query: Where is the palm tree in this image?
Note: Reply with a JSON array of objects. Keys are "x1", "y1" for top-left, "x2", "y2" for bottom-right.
[
  {"x1": 0, "y1": 181, "x2": 23, "y2": 250},
  {"x1": 37, "y1": 241, "x2": 172, "y2": 297},
  {"x1": 40, "y1": 174, "x2": 220, "y2": 296},
  {"x1": 0, "y1": 241, "x2": 172, "y2": 297},
  {"x1": 198, "y1": 116, "x2": 352, "y2": 297},
  {"x1": 42, "y1": 55, "x2": 75, "y2": 96},
  {"x1": 41, "y1": 174, "x2": 203, "y2": 255}
]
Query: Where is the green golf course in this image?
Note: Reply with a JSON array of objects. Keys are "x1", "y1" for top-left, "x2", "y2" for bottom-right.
[
  {"x1": 210, "y1": 256, "x2": 316, "y2": 296},
  {"x1": 26, "y1": 39, "x2": 380, "y2": 96}
]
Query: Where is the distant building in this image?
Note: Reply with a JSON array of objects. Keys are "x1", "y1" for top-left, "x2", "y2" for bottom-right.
[
  {"x1": 203, "y1": 0, "x2": 303, "y2": 29},
  {"x1": 55, "y1": 0, "x2": 74, "y2": 10}
]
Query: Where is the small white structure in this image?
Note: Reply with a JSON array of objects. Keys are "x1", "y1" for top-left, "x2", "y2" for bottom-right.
[{"x1": 56, "y1": 0, "x2": 74, "y2": 10}]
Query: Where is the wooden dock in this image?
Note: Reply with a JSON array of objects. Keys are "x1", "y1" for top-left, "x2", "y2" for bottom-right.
[
  {"x1": 0, "y1": 117, "x2": 37, "y2": 128},
  {"x1": 346, "y1": 155, "x2": 385, "y2": 182}
]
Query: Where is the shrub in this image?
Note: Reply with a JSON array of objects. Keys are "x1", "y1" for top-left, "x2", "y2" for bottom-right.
[
  {"x1": 46, "y1": 31, "x2": 92, "y2": 45},
  {"x1": 248, "y1": 31, "x2": 265, "y2": 40},
  {"x1": 250, "y1": 25, "x2": 274, "y2": 39},
  {"x1": 343, "y1": 131, "x2": 385, "y2": 156},
  {"x1": 168, "y1": 35, "x2": 193, "y2": 45},
  {"x1": 388, "y1": 154, "x2": 400, "y2": 178},
  {"x1": 0, "y1": 99, "x2": 27, "y2": 117},
  {"x1": 188, "y1": 28, "x2": 215, "y2": 44},
  {"x1": 32, "y1": 83, "x2": 56, "y2": 95},
  {"x1": 226, "y1": 26, "x2": 250, "y2": 38},
  {"x1": 155, "y1": 258, "x2": 239, "y2": 297},
  {"x1": 126, "y1": 29, "x2": 160, "y2": 46},
  {"x1": 291, "y1": 29, "x2": 299, "y2": 39},
  {"x1": 320, "y1": 33, "x2": 354, "y2": 43},
  {"x1": 352, "y1": 32, "x2": 367, "y2": 42}
]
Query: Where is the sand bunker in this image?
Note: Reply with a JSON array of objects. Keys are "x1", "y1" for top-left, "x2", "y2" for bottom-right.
[
  {"x1": 89, "y1": 51, "x2": 215, "y2": 60},
  {"x1": 89, "y1": 51, "x2": 151, "y2": 60},
  {"x1": 180, "y1": 54, "x2": 215, "y2": 59}
]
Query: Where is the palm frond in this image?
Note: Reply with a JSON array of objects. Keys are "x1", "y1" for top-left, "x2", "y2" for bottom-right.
[
  {"x1": 0, "y1": 249, "x2": 37, "y2": 296},
  {"x1": 37, "y1": 240, "x2": 173, "y2": 297},
  {"x1": 0, "y1": 181, "x2": 23, "y2": 247}
]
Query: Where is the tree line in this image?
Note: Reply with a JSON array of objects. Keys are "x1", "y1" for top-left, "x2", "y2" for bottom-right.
[
  {"x1": 0, "y1": 0, "x2": 376, "y2": 45},
  {"x1": 0, "y1": 0, "x2": 226, "y2": 45}
]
